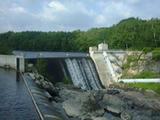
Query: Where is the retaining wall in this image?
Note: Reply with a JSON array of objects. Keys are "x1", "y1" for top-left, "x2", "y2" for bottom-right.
[
  {"x1": 0, "y1": 55, "x2": 17, "y2": 69},
  {"x1": 0, "y1": 55, "x2": 25, "y2": 72}
]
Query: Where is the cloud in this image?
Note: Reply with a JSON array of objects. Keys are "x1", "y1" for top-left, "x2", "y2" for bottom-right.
[
  {"x1": 10, "y1": 6, "x2": 26, "y2": 13},
  {"x1": 125, "y1": 0, "x2": 140, "y2": 4},
  {"x1": 0, "y1": 0, "x2": 160, "y2": 32},
  {"x1": 48, "y1": 1, "x2": 67, "y2": 12}
]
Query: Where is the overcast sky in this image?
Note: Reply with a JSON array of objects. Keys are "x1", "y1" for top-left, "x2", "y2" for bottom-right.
[{"x1": 0, "y1": 0, "x2": 160, "y2": 32}]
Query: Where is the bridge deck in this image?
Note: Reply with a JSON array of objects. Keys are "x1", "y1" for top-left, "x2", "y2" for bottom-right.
[{"x1": 13, "y1": 51, "x2": 89, "y2": 59}]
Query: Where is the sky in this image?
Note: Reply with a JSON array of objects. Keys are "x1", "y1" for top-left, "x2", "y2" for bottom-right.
[{"x1": 0, "y1": 0, "x2": 160, "y2": 32}]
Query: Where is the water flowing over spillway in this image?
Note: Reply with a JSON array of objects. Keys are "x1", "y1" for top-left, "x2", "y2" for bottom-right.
[{"x1": 65, "y1": 58, "x2": 102, "y2": 90}]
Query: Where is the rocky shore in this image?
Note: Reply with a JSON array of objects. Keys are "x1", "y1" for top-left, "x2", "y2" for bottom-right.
[{"x1": 29, "y1": 73, "x2": 160, "y2": 120}]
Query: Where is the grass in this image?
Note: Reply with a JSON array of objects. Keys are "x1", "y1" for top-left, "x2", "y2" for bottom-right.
[
  {"x1": 122, "y1": 55, "x2": 138, "y2": 69},
  {"x1": 132, "y1": 71, "x2": 160, "y2": 78},
  {"x1": 127, "y1": 83, "x2": 160, "y2": 95}
]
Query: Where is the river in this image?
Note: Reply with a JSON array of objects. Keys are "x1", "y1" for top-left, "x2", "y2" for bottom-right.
[{"x1": 0, "y1": 68, "x2": 39, "y2": 120}]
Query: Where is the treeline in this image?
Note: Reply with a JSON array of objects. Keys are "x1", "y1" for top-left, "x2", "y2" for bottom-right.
[{"x1": 0, "y1": 17, "x2": 160, "y2": 54}]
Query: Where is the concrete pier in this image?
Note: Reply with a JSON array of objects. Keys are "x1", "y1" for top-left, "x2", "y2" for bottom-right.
[
  {"x1": 0, "y1": 55, "x2": 17, "y2": 69},
  {"x1": 0, "y1": 55, "x2": 25, "y2": 72}
]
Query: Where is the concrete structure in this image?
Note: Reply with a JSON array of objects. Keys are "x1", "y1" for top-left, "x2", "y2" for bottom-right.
[
  {"x1": 90, "y1": 52, "x2": 112, "y2": 87},
  {"x1": 13, "y1": 51, "x2": 89, "y2": 59},
  {"x1": 89, "y1": 43, "x2": 127, "y2": 87},
  {"x1": 89, "y1": 46, "x2": 97, "y2": 53},
  {"x1": 98, "y1": 43, "x2": 108, "y2": 51},
  {"x1": 89, "y1": 43, "x2": 160, "y2": 87},
  {"x1": 12, "y1": 51, "x2": 90, "y2": 73},
  {"x1": 18, "y1": 56, "x2": 25, "y2": 72},
  {"x1": 0, "y1": 55, "x2": 17, "y2": 69},
  {"x1": 0, "y1": 55, "x2": 25, "y2": 72}
]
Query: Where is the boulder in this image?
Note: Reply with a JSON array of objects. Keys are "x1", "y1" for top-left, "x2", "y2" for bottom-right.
[
  {"x1": 120, "y1": 111, "x2": 132, "y2": 120},
  {"x1": 106, "y1": 89, "x2": 121, "y2": 95},
  {"x1": 62, "y1": 92, "x2": 89, "y2": 117},
  {"x1": 119, "y1": 91, "x2": 160, "y2": 111},
  {"x1": 92, "y1": 117, "x2": 108, "y2": 120},
  {"x1": 62, "y1": 91, "x2": 104, "y2": 119},
  {"x1": 35, "y1": 80, "x2": 41, "y2": 86},
  {"x1": 100, "y1": 94, "x2": 125, "y2": 114},
  {"x1": 103, "y1": 112, "x2": 121, "y2": 120}
]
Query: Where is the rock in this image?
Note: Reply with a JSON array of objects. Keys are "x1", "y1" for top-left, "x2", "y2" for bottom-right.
[
  {"x1": 89, "y1": 109, "x2": 104, "y2": 117},
  {"x1": 128, "y1": 110, "x2": 152, "y2": 120},
  {"x1": 44, "y1": 91, "x2": 53, "y2": 101},
  {"x1": 35, "y1": 80, "x2": 41, "y2": 86},
  {"x1": 62, "y1": 93, "x2": 86, "y2": 117},
  {"x1": 145, "y1": 89, "x2": 158, "y2": 96},
  {"x1": 59, "y1": 89, "x2": 82, "y2": 101},
  {"x1": 100, "y1": 94, "x2": 125, "y2": 114},
  {"x1": 29, "y1": 73, "x2": 36, "y2": 80},
  {"x1": 120, "y1": 111, "x2": 132, "y2": 120},
  {"x1": 120, "y1": 91, "x2": 160, "y2": 111},
  {"x1": 62, "y1": 91, "x2": 104, "y2": 119},
  {"x1": 92, "y1": 117, "x2": 108, "y2": 120},
  {"x1": 103, "y1": 112, "x2": 121, "y2": 120},
  {"x1": 106, "y1": 89, "x2": 120, "y2": 95},
  {"x1": 31, "y1": 72, "x2": 160, "y2": 120}
]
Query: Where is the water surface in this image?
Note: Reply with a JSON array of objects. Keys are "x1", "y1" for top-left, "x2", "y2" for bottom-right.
[{"x1": 0, "y1": 68, "x2": 39, "y2": 120}]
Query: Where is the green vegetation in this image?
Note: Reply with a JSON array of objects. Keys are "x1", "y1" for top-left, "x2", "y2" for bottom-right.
[
  {"x1": 0, "y1": 18, "x2": 160, "y2": 53},
  {"x1": 122, "y1": 47, "x2": 160, "y2": 78},
  {"x1": 35, "y1": 59, "x2": 48, "y2": 77},
  {"x1": 152, "y1": 48, "x2": 160, "y2": 61},
  {"x1": 132, "y1": 71, "x2": 160, "y2": 78},
  {"x1": 122, "y1": 55, "x2": 138, "y2": 70},
  {"x1": 127, "y1": 83, "x2": 160, "y2": 95},
  {"x1": 63, "y1": 77, "x2": 72, "y2": 84}
]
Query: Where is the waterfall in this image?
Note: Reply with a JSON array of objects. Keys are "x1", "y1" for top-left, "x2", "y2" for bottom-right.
[{"x1": 65, "y1": 58, "x2": 102, "y2": 90}]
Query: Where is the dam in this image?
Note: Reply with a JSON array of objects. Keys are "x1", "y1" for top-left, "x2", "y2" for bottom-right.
[
  {"x1": 0, "y1": 43, "x2": 128, "y2": 119},
  {"x1": 0, "y1": 43, "x2": 126, "y2": 90},
  {"x1": 0, "y1": 43, "x2": 160, "y2": 120}
]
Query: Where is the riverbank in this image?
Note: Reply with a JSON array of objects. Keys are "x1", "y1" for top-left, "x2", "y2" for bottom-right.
[
  {"x1": 127, "y1": 83, "x2": 160, "y2": 95},
  {"x1": 28, "y1": 72, "x2": 160, "y2": 120}
]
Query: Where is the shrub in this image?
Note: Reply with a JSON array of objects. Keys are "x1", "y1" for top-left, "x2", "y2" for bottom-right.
[
  {"x1": 142, "y1": 47, "x2": 153, "y2": 54},
  {"x1": 152, "y1": 48, "x2": 160, "y2": 61},
  {"x1": 122, "y1": 55, "x2": 138, "y2": 69},
  {"x1": 63, "y1": 77, "x2": 72, "y2": 84}
]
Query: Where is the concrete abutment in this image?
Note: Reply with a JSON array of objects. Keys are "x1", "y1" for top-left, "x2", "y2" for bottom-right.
[{"x1": 0, "y1": 55, "x2": 25, "y2": 72}]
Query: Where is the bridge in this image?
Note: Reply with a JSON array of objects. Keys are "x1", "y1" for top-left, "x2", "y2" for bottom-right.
[
  {"x1": 13, "y1": 51, "x2": 89, "y2": 59},
  {"x1": 0, "y1": 51, "x2": 89, "y2": 73}
]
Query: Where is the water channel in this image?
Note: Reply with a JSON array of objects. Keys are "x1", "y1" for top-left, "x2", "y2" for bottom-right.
[{"x1": 0, "y1": 68, "x2": 39, "y2": 120}]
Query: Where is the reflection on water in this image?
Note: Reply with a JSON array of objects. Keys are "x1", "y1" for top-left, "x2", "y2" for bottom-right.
[
  {"x1": 0, "y1": 68, "x2": 39, "y2": 120},
  {"x1": 16, "y1": 72, "x2": 20, "y2": 81}
]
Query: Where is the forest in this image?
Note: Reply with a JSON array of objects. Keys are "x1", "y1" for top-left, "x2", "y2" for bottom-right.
[{"x1": 0, "y1": 17, "x2": 160, "y2": 54}]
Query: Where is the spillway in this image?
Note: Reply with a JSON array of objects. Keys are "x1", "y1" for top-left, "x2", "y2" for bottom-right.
[{"x1": 65, "y1": 58, "x2": 102, "y2": 90}]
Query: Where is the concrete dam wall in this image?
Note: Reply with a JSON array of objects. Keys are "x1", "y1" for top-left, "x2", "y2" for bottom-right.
[
  {"x1": 89, "y1": 43, "x2": 127, "y2": 87},
  {"x1": 0, "y1": 55, "x2": 17, "y2": 69},
  {"x1": 0, "y1": 55, "x2": 25, "y2": 72}
]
